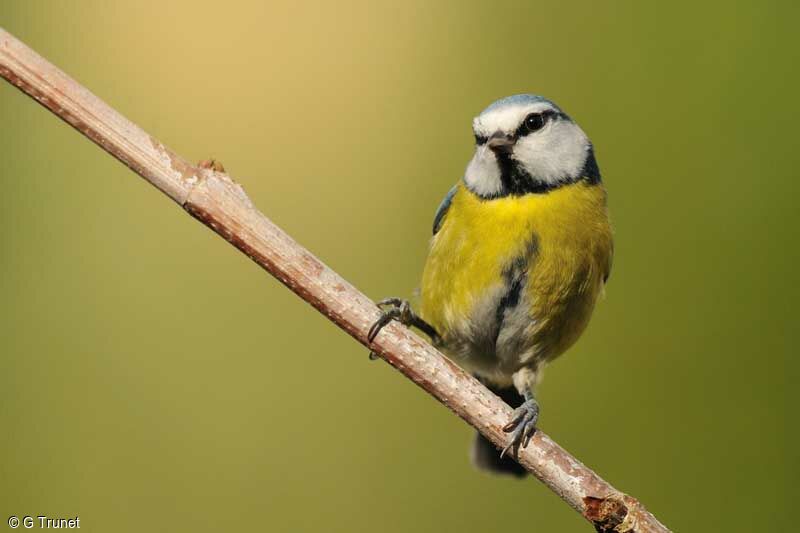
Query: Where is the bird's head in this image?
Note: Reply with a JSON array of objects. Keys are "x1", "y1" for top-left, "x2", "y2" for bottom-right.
[{"x1": 465, "y1": 94, "x2": 599, "y2": 198}]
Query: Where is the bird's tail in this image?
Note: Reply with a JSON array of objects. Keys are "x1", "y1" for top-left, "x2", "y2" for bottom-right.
[{"x1": 470, "y1": 382, "x2": 527, "y2": 478}]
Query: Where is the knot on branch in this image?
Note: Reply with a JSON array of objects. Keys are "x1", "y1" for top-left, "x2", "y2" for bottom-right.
[
  {"x1": 583, "y1": 494, "x2": 639, "y2": 532},
  {"x1": 198, "y1": 158, "x2": 226, "y2": 173},
  {"x1": 192, "y1": 157, "x2": 254, "y2": 209}
]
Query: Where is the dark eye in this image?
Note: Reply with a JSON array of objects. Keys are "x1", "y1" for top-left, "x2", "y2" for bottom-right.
[
  {"x1": 474, "y1": 134, "x2": 488, "y2": 145},
  {"x1": 524, "y1": 113, "x2": 546, "y2": 132}
]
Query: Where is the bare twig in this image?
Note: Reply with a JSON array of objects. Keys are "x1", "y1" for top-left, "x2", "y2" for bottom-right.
[{"x1": 0, "y1": 28, "x2": 669, "y2": 532}]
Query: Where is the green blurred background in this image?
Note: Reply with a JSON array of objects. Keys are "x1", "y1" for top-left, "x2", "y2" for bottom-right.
[{"x1": 1, "y1": 1, "x2": 795, "y2": 531}]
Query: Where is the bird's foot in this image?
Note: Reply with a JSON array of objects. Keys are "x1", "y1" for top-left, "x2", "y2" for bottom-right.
[
  {"x1": 367, "y1": 297, "x2": 440, "y2": 360},
  {"x1": 500, "y1": 394, "x2": 539, "y2": 459}
]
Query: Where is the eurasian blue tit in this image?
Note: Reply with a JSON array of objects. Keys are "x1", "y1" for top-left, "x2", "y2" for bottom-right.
[{"x1": 369, "y1": 94, "x2": 613, "y2": 477}]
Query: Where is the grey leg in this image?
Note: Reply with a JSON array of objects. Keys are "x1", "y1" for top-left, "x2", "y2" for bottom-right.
[
  {"x1": 367, "y1": 297, "x2": 440, "y2": 359},
  {"x1": 500, "y1": 390, "x2": 540, "y2": 459}
]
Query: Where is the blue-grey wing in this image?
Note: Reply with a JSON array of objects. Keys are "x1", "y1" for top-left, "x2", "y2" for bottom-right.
[{"x1": 432, "y1": 184, "x2": 458, "y2": 235}]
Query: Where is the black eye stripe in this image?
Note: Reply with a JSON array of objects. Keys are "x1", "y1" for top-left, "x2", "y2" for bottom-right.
[
  {"x1": 514, "y1": 110, "x2": 563, "y2": 138},
  {"x1": 474, "y1": 110, "x2": 566, "y2": 145}
]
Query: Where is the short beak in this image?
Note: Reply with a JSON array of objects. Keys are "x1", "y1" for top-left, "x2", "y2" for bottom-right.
[{"x1": 486, "y1": 131, "x2": 515, "y2": 154}]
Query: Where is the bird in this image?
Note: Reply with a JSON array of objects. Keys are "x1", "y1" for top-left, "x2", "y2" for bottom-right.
[{"x1": 368, "y1": 94, "x2": 613, "y2": 477}]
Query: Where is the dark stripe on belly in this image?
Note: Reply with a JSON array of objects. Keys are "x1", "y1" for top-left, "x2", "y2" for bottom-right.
[
  {"x1": 492, "y1": 237, "x2": 538, "y2": 345},
  {"x1": 495, "y1": 275, "x2": 524, "y2": 329}
]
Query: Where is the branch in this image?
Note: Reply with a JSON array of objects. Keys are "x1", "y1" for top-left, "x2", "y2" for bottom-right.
[{"x1": 0, "y1": 28, "x2": 669, "y2": 533}]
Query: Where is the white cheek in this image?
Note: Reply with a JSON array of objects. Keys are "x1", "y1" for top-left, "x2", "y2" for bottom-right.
[
  {"x1": 514, "y1": 122, "x2": 588, "y2": 184},
  {"x1": 464, "y1": 147, "x2": 503, "y2": 197}
]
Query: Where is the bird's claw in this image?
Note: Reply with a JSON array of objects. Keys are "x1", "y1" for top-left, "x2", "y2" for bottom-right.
[
  {"x1": 500, "y1": 397, "x2": 540, "y2": 459},
  {"x1": 367, "y1": 298, "x2": 440, "y2": 360},
  {"x1": 367, "y1": 299, "x2": 410, "y2": 343},
  {"x1": 367, "y1": 299, "x2": 410, "y2": 360}
]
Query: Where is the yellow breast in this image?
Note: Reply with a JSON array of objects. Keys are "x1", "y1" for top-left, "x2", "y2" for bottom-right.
[{"x1": 420, "y1": 180, "x2": 612, "y2": 370}]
